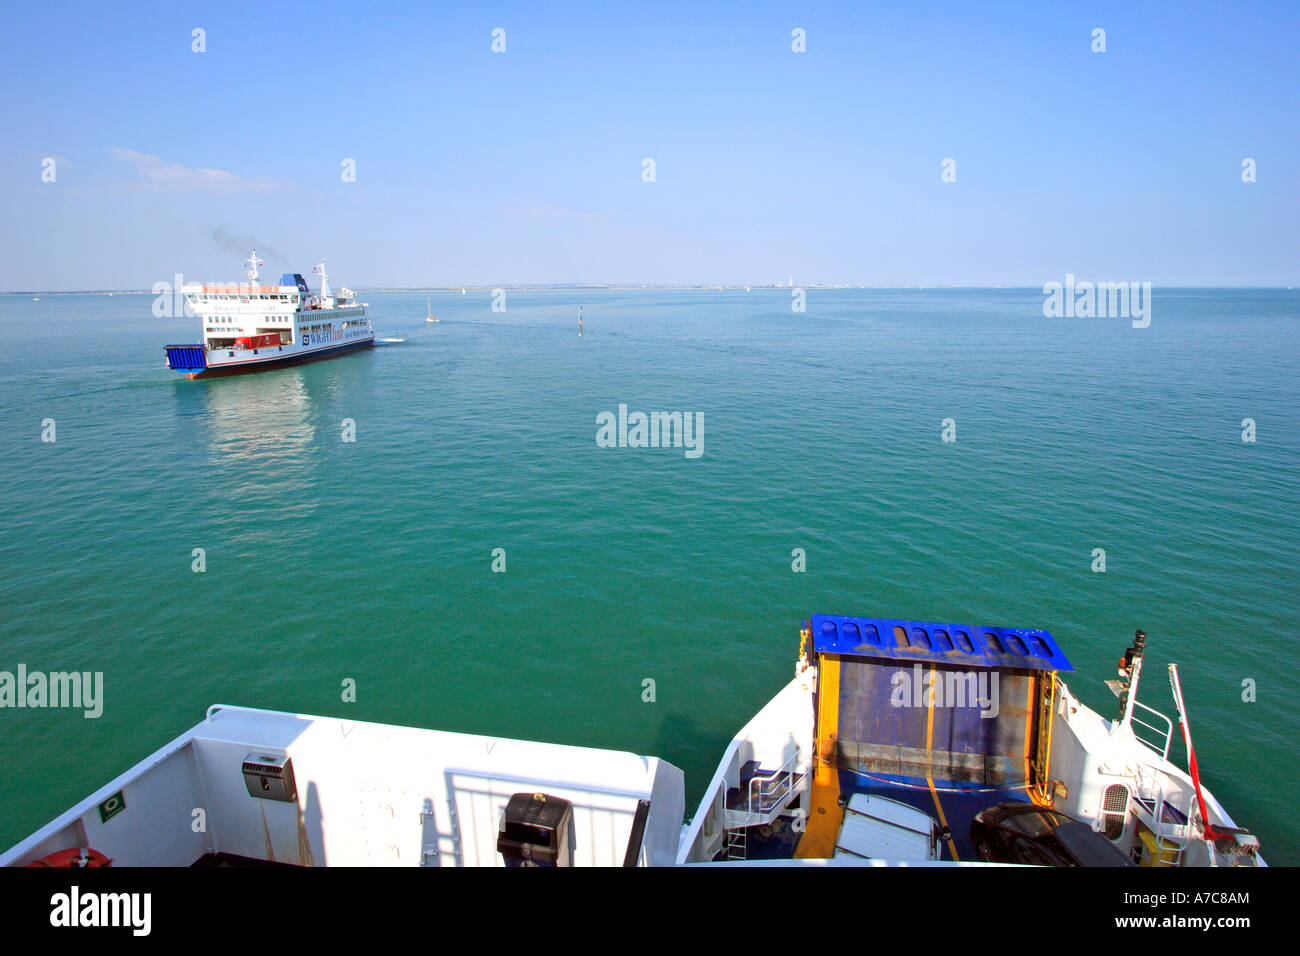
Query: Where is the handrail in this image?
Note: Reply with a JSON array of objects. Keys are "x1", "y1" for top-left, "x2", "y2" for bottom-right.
[
  {"x1": 743, "y1": 747, "x2": 802, "y2": 816},
  {"x1": 1031, "y1": 672, "x2": 1058, "y2": 802},
  {"x1": 204, "y1": 703, "x2": 277, "y2": 721},
  {"x1": 1149, "y1": 785, "x2": 1190, "y2": 867},
  {"x1": 1129, "y1": 699, "x2": 1174, "y2": 761}
]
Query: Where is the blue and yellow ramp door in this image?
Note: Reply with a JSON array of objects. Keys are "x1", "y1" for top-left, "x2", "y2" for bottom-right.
[{"x1": 795, "y1": 615, "x2": 1072, "y2": 859}]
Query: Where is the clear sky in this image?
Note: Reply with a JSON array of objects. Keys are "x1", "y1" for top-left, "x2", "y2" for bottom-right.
[{"x1": 2, "y1": 1, "x2": 1296, "y2": 290}]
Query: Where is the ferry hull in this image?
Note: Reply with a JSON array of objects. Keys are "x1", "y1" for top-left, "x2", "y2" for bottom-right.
[{"x1": 175, "y1": 337, "x2": 375, "y2": 379}]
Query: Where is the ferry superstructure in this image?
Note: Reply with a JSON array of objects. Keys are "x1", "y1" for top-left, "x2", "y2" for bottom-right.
[
  {"x1": 164, "y1": 251, "x2": 374, "y2": 379},
  {"x1": 0, "y1": 617, "x2": 1260, "y2": 867}
]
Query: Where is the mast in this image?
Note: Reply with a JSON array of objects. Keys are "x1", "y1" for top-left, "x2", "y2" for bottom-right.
[
  {"x1": 245, "y1": 249, "x2": 263, "y2": 287},
  {"x1": 1113, "y1": 629, "x2": 1146, "y2": 733},
  {"x1": 314, "y1": 258, "x2": 331, "y2": 302}
]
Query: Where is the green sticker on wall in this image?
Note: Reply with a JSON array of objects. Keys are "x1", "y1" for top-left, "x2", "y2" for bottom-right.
[{"x1": 98, "y1": 791, "x2": 126, "y2": 824}]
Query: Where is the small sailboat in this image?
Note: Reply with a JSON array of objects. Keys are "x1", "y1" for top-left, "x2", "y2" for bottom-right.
[{"x1": 426, "y1": 296, "x2": 438, "y2": 323}]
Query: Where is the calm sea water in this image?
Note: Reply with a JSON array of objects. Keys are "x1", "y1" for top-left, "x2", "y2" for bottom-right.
[{"x1": 0, "y1": 288, "x2": 1296, "y2": 861}]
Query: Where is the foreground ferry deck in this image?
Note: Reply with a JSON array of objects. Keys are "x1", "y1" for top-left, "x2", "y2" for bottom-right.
[
  {"x1": 4, "y1": 705, "x2": 683, "y2": 867},
  {"x1": 1, "y1": 615, "x2": 1261, "y2": 867}
]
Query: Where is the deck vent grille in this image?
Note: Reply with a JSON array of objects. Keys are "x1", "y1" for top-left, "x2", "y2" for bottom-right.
[{"x1": 1101, "y1": 784, "x2": 1130, "y2": 840}]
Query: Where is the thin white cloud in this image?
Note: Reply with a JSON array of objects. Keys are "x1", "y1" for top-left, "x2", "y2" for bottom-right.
[{"x1": 111, "y1": 147, "x2": 275, "y2": 191}]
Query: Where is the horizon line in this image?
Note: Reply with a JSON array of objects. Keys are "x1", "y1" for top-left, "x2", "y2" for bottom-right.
[{"x1": 3, "y1": 283, "x2": 1297, "y2": 296}]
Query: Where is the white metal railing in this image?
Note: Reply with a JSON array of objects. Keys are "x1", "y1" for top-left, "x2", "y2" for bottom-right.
[
  {"x1": 1128, "y1": 766, "x2": 1199, "y2": 867},
  {"x1": 1129, "y1": 699, "x2": 1174, "y2": 760},
  {"x1": 1149, "y1": 784, "x2": 1190, "y2": 867},
  {"x1": 741, "y1": 747, "x2": 802, "y2": 817}
]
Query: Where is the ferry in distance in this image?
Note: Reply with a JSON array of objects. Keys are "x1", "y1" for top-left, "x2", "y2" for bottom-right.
[{"x1": 164, "y1": 251, "x2": 374, "y2": 379}]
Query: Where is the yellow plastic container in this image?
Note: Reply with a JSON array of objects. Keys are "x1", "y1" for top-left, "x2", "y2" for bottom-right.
[{"x1": 1138, "y1": 828, "x2": 1180, "y2": 867}]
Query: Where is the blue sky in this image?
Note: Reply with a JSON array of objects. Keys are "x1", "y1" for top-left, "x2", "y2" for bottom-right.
[{"x1": 2, "y1": 1, "x2": 1296, "y2": 289}]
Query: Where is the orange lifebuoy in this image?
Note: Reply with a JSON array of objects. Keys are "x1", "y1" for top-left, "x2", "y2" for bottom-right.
[{"x1": 28, "y1": 847, "x2": 111, "y2": 867}]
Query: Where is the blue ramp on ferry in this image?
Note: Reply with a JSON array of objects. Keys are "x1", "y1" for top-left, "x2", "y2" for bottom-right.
[
  {"x1": 810, "y1": 615, "x2": 1071, "y2": 787},
  {"x1": 164, "y1": 344, "x2": 207, "y2": 372}
]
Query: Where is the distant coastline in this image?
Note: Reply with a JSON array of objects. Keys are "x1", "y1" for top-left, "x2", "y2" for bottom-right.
[
  {"x1": 2, "y1": 284, "x2": 1294, "y2": 296},
  {"x1": 4, "y1": 284, "x2": 1010, "y2": 295}
]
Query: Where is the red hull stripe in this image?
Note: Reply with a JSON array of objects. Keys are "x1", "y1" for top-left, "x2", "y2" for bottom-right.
[{"x1": 184, "y1": 338, "x2": 374, "y2": 378}]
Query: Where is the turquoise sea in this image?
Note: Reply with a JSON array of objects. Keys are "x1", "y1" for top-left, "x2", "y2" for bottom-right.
[{"x1": 0, "y1": 288, "x2": 1296, "y2": 862}]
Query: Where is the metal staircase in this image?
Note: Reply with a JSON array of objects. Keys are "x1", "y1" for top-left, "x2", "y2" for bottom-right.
[
  {"x1": 723, "y1": 749, "x2": 804, "y2": 829},
  {"x1": 1130, "y1": 771, "x2": 1192, "y2": 867}
]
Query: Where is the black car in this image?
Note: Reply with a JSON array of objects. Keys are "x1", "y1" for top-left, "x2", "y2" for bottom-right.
[{"x1": 971, "y1": 802, "x2": 1135, "y2": 866}]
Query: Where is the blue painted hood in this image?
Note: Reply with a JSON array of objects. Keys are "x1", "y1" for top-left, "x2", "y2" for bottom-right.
[{"x1": 809, "y1": 614, "x2": 1073, "y2": 672}]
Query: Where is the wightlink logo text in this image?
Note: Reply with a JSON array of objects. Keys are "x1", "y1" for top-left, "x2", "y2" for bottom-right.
[
  {"x1": 596, "y1": 403, "x2": 704, "y2": 459},
  {"x1": 0, "y1": 665, "x2": 103, "y2": 718},
  {"x1": 1042, "y1": 273, "x2": 1152, "y2": 328}
]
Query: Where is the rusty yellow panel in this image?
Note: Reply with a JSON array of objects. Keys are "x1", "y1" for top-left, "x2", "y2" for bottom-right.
[{"x1": 795, "y1": 654, "x2": 844, "y2": 859}]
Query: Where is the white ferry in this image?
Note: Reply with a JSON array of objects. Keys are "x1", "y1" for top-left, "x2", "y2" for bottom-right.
[
  {"x1": 164, "y1": 251, "x2": 374, "y2": 379},
  {"x1": 0, "y1": 617, "x2": 1260, "y2": 867}
]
